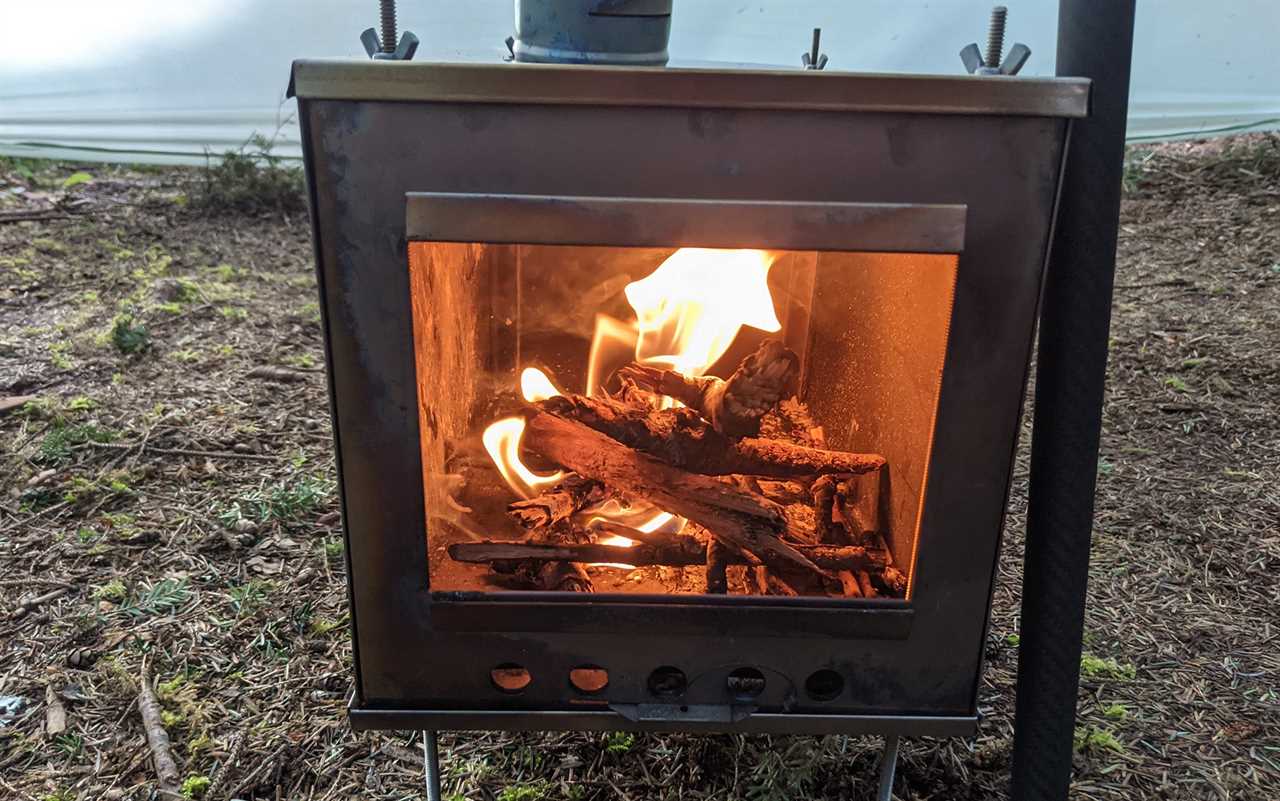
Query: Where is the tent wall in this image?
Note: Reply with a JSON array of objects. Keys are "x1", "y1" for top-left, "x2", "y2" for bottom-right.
[{"x1": 2, "y1": 0, "x2": 1277, "y2": 164}]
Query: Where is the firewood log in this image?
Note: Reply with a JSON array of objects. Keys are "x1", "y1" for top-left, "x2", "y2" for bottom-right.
[
  {"x1": 522, "y1": 410, "x2": 831, "y2": 578},
  {"x1": 619, "y1": 339, "x2": 798, "y2": 437},
  {"x1": 449, "y1": 538, "x2": 887, "y2": 571},
  {"x1": 535, "y1": 394, "x2": 884, "y2": 478}
]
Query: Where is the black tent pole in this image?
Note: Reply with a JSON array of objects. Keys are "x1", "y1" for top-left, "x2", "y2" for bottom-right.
[{"x1": 1011, "y1": 1, "x2": 1136, "y2": 799}]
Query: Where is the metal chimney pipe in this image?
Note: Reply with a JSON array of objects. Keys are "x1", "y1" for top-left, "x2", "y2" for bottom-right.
[{"x1": 511, "y1": 0, "x2": 674, "y2": 65}]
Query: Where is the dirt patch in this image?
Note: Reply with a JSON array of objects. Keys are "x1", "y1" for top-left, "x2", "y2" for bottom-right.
[{"x1": 1, "y1": 137, "x2": 1277, "y2": 800}]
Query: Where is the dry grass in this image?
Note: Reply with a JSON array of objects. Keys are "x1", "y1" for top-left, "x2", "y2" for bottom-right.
[{"x1": 1, "y1": 135, "x2": 1277, "y2": 800}]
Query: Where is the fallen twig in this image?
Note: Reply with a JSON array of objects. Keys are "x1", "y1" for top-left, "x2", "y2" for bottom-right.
[
  {"x1": 246, "y1": 366, "x2": 316, "y2": 383},
  {"x1": 87, "y1": 440, "x2": 278, "y2": 462},
  {"x1": 138, "y1": 657, "x2": 182, "y2": 798},
  {"x1": 10, "y1": 586, "x2": 70, "y2": 620},
  {"x1": 44, "y1": 684, "x2": 67, "y2": 737},
  {"x1": 0, "y1": 395, "x2": 37, "y2": 415}
]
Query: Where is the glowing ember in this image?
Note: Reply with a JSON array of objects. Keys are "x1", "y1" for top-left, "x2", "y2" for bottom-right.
[{"x1": 480, "y1": 247, "x2": 780, "y2": 566}]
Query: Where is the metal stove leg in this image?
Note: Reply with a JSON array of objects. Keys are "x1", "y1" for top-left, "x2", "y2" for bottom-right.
[
  {"x1": 876, "y1": 734, "x2": 900, "y2": 801},
  {"x1": 422, "y1": 730, "x2": 441, "y2": 801}
]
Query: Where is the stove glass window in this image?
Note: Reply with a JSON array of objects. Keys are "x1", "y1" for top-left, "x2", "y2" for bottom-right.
[{"x1": 408, "y1": 243, "x2": 956, "y2": 600}]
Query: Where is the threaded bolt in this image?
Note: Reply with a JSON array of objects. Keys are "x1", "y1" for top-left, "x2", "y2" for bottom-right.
[
  {"x1": 379, "y1": 0, "x2": 397, "y2": 54},
  {"x1": 985, "y1": 6, "x2": 1007, "y2": 69}
]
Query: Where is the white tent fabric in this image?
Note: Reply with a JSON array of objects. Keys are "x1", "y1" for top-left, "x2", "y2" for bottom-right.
[{"x1": 2, "y1": 1, "x2": 1278, "y2": 164}]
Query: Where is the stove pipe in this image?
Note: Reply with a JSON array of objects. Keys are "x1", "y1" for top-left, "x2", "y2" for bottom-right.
[{"x1": 512, "y1": 0, "x2": 673, "y2": 65}]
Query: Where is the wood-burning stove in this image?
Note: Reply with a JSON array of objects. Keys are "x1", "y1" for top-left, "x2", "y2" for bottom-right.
[{"x1": 290, "y1": 3, "x2": 1136, "y2": 792}]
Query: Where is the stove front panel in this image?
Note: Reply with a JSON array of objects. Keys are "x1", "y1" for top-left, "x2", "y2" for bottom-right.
[{"x1": 298, "y1": 74, "x2": 1071, "y2": 730}]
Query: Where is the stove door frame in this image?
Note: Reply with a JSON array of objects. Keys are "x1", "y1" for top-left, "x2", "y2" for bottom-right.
[{"x1": 406, "y1": 192, "x2": 965, "y2": 638}]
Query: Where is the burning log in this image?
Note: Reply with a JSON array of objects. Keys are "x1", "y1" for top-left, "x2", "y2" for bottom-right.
[
  {"x1": 536, "y1": 394, "x2": 885, "y2": 479},
  {"x1": 522, "y1": 410, "x2": 831, "y2": 578},
  {"x1": 449, "y1": 538, "x2": 887, "y2": 572},
  {"x1": 507, "y1": 473, "x2": 605, "y2": 529},
  {"x1": 620, "y1": 339, "x2": 798, "y2": 437}
]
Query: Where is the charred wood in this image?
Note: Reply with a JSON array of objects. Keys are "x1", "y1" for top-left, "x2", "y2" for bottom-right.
[
  {"x1": 449, "y1": 538, "x2": 887, "y2": 572},
  {"x1": 507, "y1": 473, "x2": 605, "y2": 529},
  {"x1": 536, "y1": 394, "x2": 885, "y2": 479},
  {"x1": 705, "y1": 540, "x2": 729, "y2": 594},
  {"x1": 619, "y1": 339, "x2": 798, "y2": 437}
]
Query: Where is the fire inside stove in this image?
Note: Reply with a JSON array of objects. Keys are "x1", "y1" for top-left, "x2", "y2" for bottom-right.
[{"x1": 408, "y1": 243, "x2": 956, "y2": 600}]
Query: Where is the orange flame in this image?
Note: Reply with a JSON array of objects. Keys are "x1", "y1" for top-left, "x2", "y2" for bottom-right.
[
  {"x1": 480, "y1": 417, "x2": 562, "y2": 500},
  {"x1": 480, "y1": 247, "x2": 779, "y2": 564}
]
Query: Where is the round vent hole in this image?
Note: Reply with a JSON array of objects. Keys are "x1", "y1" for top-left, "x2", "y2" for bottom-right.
[{"x1": 647, "y1": 666, "x2": 687, "y2": 698}]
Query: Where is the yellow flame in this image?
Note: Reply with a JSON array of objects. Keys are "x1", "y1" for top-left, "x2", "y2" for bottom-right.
[
  {"x1": 623, "y1": 248, "x2": 780, "y2": 376},
  {"x1": 520, "y1": 367, "x2": 562, "y2": 402},
  {"x1": 480, "y1": 417, "x2": 563, "y2": 500}
]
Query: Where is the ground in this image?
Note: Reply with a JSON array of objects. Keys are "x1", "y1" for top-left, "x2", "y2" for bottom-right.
[{"x1": 0, "y1": 136, "x2": 1277, "y2": 801}]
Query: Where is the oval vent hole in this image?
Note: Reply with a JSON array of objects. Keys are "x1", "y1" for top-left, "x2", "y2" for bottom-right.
[
  {"x1": 805, "y1": 669, "x2": 845, "y2": 702},
  {"x1": 569, "y1": 666, "x2": 609, "y2": 694},
  {"x1": 727, "y1": 666, "x2": 766, "y2": 700},
  {"x1": 491, "y1": 664, "x2": 532, "y2": 693}
]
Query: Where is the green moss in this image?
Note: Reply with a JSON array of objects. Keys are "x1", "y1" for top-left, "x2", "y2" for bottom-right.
[
  {"x1": 1102, "y1": 703, "x2": 1129, "y2": 721},
  {"x1": 497, "y1": 781, "x2": 550, "y2": 801},
  {"x1": 605, "y1": 731, "x2": 635, "y2": 754},
  {"x1": 94, "y1": 580, "x2": 128, "y2": 603},
  {"x1": 181, "y1": 775, "x2": 211, "y2": 798},
  {"x1": 1163, "y1": 375, "x2": 1189, "y2": 393},
  {"x1": 1074, "y1": 725, "x2": 1125, "y2": 754},
  {"x1": 1080, "y1": 654, "x2": 1137, "y2": 681},
  {"x1": 32, "y1": 237, "x2": 68, "y2": 254},
  {"x1": 37, "y1": 422, "x2": 116, "y2": 464}
]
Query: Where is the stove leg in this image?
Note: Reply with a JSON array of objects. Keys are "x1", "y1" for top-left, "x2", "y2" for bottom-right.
[
  {"x1": 876, "y1": 734, "x2": 900, "y2": 801},
  {"x1": 422, "y1": 730, "x2": 441, "y2": 801}
]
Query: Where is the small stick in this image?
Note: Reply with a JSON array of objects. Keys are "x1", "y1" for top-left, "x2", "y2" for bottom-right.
[
  {"x1": 752, "y1": 566, "x2": 799, "y2": 596},
  {"x1": 138, "y1": 657, "x2": 181, "y2": 798},
  {"x1": 88, "y1": 441, "x2": 278, "y2": 462},
  {"x1": 856, "y1": 570, "x2": 877, "y2": 599},
  {"x1": 838, "y1": 571, "x2": 863, "y2": 598},
  {"x1": 10, "y1": 586, "x2": 70, "y2": 620},
  {"x1": 705, "y1": 540, "x2": 729, "y2": 594},
  {"x1": 450, "y1": 539, "x2": 886, "y2": 572},
  {"x1": 811, "y1": 476, "x2": 840, "y2": 544}
]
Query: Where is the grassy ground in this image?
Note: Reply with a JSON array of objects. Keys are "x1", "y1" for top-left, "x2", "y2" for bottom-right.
[{"x1": 1, "y1": 135, "x2": 1277, "y2": 801}]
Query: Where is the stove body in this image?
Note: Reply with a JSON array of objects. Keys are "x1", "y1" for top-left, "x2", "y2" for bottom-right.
[{"x1": 291, "y1": 61, "x2": 1088, "y2": 735}]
